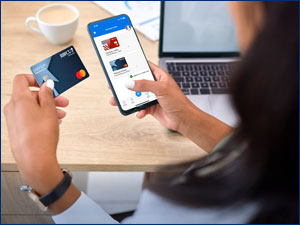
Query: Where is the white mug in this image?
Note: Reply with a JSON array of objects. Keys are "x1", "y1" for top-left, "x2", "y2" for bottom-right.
[{"x1": 25, "y1": 4, "x2": 79, "y2": 45}]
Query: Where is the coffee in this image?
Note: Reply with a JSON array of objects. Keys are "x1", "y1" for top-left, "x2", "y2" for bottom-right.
[
  {"x1": 39, "y1": 6, "x2": 76, "y2": 25},
  {"x1": 26, "y1": 3, "x2": 79, "y2": 44}
]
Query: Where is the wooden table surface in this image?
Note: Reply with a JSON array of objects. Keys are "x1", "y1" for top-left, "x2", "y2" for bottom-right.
[{"x1": 1, "y1": 1, "x2": 206, "y2": 172}]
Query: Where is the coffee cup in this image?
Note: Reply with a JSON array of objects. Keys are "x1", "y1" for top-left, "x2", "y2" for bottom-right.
[{"x1": 26, "y1": 3, "x2": 79, "y2": 45}]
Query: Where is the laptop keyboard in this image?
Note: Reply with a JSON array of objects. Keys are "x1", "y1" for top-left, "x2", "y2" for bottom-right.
[{"x1": 167, "y1": 62, "x2": 237, "y2": 95}]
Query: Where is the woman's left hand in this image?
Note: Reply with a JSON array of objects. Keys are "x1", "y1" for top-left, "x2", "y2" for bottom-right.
[{"x1": 4, "y1": 74, "x2": 69, "y2": 195}]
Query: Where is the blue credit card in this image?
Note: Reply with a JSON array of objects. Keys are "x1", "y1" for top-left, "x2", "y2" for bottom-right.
[{"x1": 30, "y1": 46, "x2": 89, "y2": 97}]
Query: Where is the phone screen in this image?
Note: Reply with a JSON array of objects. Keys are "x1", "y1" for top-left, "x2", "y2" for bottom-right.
[{"x1": 88, "y1": 15, "x2": 157, "y2": 114}]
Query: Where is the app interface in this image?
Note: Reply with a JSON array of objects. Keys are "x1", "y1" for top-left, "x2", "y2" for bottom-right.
[{"x1": 89, "y1": 15, "x2": 157, "y2": 111}]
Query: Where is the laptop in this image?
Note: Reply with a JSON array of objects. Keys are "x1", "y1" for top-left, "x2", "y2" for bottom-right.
[{"x1": 159, "y1": 1, "x2": 240, "y2": 127}]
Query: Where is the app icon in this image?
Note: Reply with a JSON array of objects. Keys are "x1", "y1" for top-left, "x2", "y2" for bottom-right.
[{"x1": 135, "y1": 92, "x2": 142, "y2": 97}]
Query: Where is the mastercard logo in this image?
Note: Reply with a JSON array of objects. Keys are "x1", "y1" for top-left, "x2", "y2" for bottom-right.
[{"x1": 76, "y1": 69, "x2": 86, "y2": 79}]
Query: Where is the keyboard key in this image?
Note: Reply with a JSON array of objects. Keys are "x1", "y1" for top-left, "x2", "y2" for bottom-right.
[
  {"x1": 220, "y1": 64, "x2": 228, "y2": 70},
  {"x1": 195, "y1": 77, "x2": 202, "y2": 82},
  {"x1": 185, "y1": 77, "x2": 193, "y2": 82},
  {"x1": 204, "y1": 77, "x2": 211, "y2": 82},
  {"x1": 182, "y1": 71, "x2": 190, "y2": 76},
  {"x1": 192, "y1": 83, "x2": 199, "y2": 88},
  {"x1": 182, "y1": 83, "x2": 190, "y2": 88},
  {"x1": 191, "y1": 71, "x2": 199, "y2": 76},
  {"x1": 217, "y1": 70, "x2": 224, "y2": 76},
  {"x1": 191, "y1": 89, "x2": 199, "y2": 95},
  {"x1": 191, "y1": 65, "x2": 197, "y2": 71},
  {"x1": 201, "y1": 82, "x2": 209, "y2": 88},
  {"x1": 221, "y1": 76, "x2": 229, "y2": 81},
  {"x1": 200, "y1": 71, "x2": 208, "y2": 76},
  {"x1": 185, "y1": 65, "x2": 193, "y2": 70},
  {"x1": 218, "y1": 82, "x2": 226, "y2": 88},
  {"x1": 213, "y1": 76, "x2": 220, "y2": 81},
  {"x1": 177, "y1": 66, "x2": 184, "y2": 71},
  {"x1": 168, "y1": 66, "x2": 175, "y2": 71},
  {"x1": 210, "y1": 82, "x2": 217, "y2": 88},
  {"x1": 195, "y1": 65, "x2": 202, "y2": 70},
  {"x1": 200, "y1": 89, "x2": 211, "y2": 94},
  {"x1": 211, "y1": 64, "x2": 219, "y2": 70},
  {"x1": 182, "y1": 88, "x2": 190, "y2": 95},
  {"x1": 174, "y1": 77, "x2": 184, "y2": 82},
  {"x1": 209, "y1": 71, "x2": 216, "y2": 76},
  {"x1": 170, "y1": 72, "x2": 181, "y2": 77},
  {"x1": 211, "y1": 88, "x2": 229, "y2": 94},
  {"x1": 203, "y1": 65, "x2": 209, "y2": 70}
]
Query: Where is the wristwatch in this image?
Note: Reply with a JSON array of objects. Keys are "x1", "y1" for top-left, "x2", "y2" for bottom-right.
[{"x1": 20, "y1": 168, "x2": 72, "y2": 211}]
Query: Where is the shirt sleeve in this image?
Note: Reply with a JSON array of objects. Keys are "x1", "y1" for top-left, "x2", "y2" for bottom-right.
[{"x1": 52, "y1": 192, "x2": 119, "y2": 224}]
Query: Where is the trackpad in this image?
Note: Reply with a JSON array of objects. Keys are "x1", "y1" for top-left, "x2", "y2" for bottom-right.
[
  {"x1": 208, "y1": 95, "x2": 239, "y2": 127},
  {"x1": 188, "y1": 95, "x2": 211, "y2": 115}
]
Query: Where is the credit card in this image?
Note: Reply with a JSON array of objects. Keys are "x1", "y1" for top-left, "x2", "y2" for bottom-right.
[
  {"x1": 30, "y1": 46, "x2": 89, "y2": 97},
  {"x1": 109, "y1": 57, "x2": 128, "y2": 71},
  {"x1": 101, "y1": 37, "x2": 120, "y2": 51}
]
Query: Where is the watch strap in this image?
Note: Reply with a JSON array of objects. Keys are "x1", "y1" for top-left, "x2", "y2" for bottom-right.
[{"x1": 39, "y1": 171, "x2": 72, "y2": 207}]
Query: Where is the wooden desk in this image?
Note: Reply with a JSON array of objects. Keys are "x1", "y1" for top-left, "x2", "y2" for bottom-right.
[{"x1": 1, "y1": 1, "x2": 206, "y2": 173}]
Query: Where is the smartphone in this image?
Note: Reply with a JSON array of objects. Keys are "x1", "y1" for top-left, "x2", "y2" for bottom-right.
[{"x1": 87, "y1": 14, "x2": 158, "y2": 115}]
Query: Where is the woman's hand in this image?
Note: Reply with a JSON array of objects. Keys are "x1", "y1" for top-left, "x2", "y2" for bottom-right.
[
  {"x1": 109, "y1": 62, "x2": 196, "y2": 132},
  {"x1": 4, "y1": 74, "x2": 68, "y2": 195},
  {"x1": 108, "y1": 62, "x2": 233, "y2": 152},
  {"x1": 4, "y1": 74, "x2": 81, "y2": 215}
]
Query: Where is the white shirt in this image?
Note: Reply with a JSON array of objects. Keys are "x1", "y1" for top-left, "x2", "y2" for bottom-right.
[{"x1": 52, "y1": 189, "x2": 258, "y2": 224}]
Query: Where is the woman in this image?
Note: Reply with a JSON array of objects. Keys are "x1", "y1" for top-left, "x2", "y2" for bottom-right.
[{"x1": 4, "y1": 1, "x2": 298, "y2": 223}]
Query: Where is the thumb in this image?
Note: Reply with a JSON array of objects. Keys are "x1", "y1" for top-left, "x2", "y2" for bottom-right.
[
  {"x1": 125, "y1": 79, "x2": 159, "y2": 94},
  {"x1": 39, "y1": 79, "x2": 56, "y2": 109}
]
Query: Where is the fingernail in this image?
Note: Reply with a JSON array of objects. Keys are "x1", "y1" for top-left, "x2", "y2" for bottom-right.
[
  {"x1": 125, "y1": 80, "x2": 135, "y2": 89},
  {"x1": 46, "y1": 79, "x2": 54, "y2": 90}
]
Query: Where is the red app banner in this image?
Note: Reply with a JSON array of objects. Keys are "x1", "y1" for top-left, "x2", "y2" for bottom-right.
[{"x1": 102, "y1": 37, "x2": 120, "y2": 51}]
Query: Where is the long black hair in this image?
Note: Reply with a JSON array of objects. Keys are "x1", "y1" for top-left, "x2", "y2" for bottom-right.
[{"x1": 145, "y1": 2, "x2": 299, "y2": 223}]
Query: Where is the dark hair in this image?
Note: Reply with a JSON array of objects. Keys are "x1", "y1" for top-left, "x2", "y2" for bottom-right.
[{"x1": 146, "y1": 2, "x2": 299, "y2": 223}]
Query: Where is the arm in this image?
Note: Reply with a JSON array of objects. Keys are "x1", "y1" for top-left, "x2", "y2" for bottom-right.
[
  {"x1": 177, "y1": 103, "x2": 233, "y2": 152},
  {"x1": 109, "y1": 62, "x2": 233, "y2": 152},
  {"x1": 3, "y1": 75, "x2": 117, "y2": 223},
  {"x1": 52, "y1": 192, "x2": 119, "y2": 224},
  {"x1": 4, "y1": 75, "x2": 80, "y2": 214}
]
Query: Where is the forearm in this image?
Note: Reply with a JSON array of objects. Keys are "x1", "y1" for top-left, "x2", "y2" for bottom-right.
[{"x1": 178, "y1": 105, "x2": 234, "y2": 153}]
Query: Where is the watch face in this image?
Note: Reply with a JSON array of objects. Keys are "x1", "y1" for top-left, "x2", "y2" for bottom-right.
[{"x1": 28, "y1": 191, "x2": 48, "y2": 212}]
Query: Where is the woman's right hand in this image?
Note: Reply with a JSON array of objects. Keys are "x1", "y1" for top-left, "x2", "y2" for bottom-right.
[
  {"x1": 109, "y1": 62, "x2": 197, "y2": 132},
  {"x1": 108, "y1": 62, "x2": 233, "y2": 152}
]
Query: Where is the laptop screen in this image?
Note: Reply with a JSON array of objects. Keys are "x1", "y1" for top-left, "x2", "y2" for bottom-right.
[{"x1": 160, "y1": 1, "x2": 239, "y2": 56}]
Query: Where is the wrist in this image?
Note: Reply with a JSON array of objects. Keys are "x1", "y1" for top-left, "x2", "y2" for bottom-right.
[
  {"x1": 21, "y1": 167, "x2": 81, "y2": 215},
  {"x1": 49, "y1": 183, "x2": 81, "y2": 215},
  {"x1": 177, "y1": 104, "x2": 234, "y2": 152},
  {"x1": 22, "y1": 160, "x2": 63, "y2": 196},
  {"x1": 177, "y1": 104, "x2": 202, "y2": 135}
]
